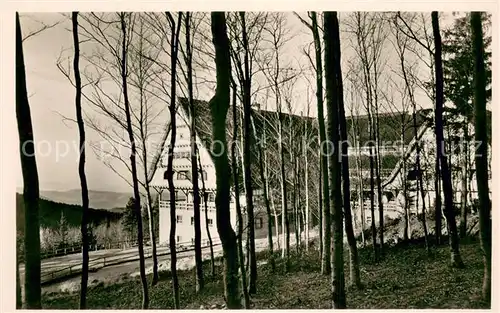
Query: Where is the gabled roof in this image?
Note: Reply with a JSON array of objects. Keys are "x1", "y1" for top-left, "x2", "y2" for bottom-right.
[
  {"x1": 178, "y1": 97, "x2": 318, "y2": 193},
  {"x1": 176, "y1": 97, "x2": 445, "y2": 191},
  {"x1": 346, "y1": 110, "x2": 430, "y2": 147},
  {"x1": 176, "y1": 97, "x2": 493, "y2": 201},
  {"x1": 381, "y1": 109, "x2": 492, "y2": 189}
]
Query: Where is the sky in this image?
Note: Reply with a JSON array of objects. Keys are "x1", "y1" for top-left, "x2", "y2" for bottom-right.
[
  {"x1": 14, "y1": 11, "x2": 459, "y2": 193},
  {"x1": 17, "y1": 13, "x2": 135, "y2": 192}
]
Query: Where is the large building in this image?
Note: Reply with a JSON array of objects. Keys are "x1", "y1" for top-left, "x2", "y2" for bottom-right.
[
  {"x1": 351, "y1": 110, "x2": 492, "y2": 227},
  {"x1": 150, "y1": 97, "x2": 491, "y2": 246},
  {"x1": 149, "y1": 98, "x2": 316, "y2": 246}
]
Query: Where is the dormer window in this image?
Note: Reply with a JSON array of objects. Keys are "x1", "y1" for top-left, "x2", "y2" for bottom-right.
[
  {"x1": 203, "y1": 192, "x2": 215, "y2": 203},
  {"x1": 200, "y1": 170, "x2": 208, "y2": 180},
  {"x1": 174, "y1": 151, "x2": 191, "y2": 159},
  {"x1": 407, "y1": 169, "x2": 420, "y2": 181},
  {"x1": 177, "y1": 170, "x2": 190, "y2": 180}
]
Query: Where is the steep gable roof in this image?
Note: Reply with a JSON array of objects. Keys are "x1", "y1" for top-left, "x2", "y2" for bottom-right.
[
  {"x1": 178, "y1": 97, "x2": 318, "y2": 193},
  {"x1": 346, "y1": 110, "x2": 430, "y2": 147},
  {"x1": 381, "y1": 109, "x2": 492, "y2": 188}
]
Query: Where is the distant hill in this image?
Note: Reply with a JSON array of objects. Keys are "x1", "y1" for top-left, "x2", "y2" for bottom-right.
[
  {"x1": 16, "y1": 193, "x2": 124, "y2": 233},
  {"x1": 20, "y1": 189, "x2": 133, "y2": 211}
]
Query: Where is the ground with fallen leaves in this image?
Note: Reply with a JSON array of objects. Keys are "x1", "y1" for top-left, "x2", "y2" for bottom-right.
[{"x1": 42, "y1": 237, "x2": 489, "y2": 309}]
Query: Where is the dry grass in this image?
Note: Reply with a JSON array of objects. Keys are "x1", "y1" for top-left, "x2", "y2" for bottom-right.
[{"x1": 42, "y1": 239, "x2": 489, "y2": 309}]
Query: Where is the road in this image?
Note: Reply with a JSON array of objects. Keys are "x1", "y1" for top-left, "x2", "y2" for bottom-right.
[
  {"x1": 21, "y1": 229, "x2": 318, "y2": 295},
  {"x1": 40, "y1": 243, "x2": 225, "y2": 294}
]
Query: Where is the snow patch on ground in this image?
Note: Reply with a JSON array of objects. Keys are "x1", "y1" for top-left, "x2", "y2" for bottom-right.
[{"x1": 132, "y1": 229, "x2": 320, "y2": 278}]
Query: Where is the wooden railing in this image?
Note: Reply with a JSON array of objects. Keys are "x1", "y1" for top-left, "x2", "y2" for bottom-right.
[
  {"x1": 159, "y1": 200, "x2": 216, "y2": 212},
  {"x1": 40, "y1": 240, "x2": 222, "y2": 285},
  {"x1": 33, "y1": 239, "x2": 158, "y2": 262}
]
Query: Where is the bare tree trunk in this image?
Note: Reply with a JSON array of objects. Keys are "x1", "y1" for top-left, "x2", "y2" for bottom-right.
[
  {"x1": 267, "y1": 162, "x2": 281, "y2": 251},
  {"x1": 368, "y1": 123, "x2": 377, "y2": 260},
  {"x1": 293, "y1": 152, "x2": 300, "y2": 253},
  {"x1": 231, "y1": 80, "x2": 250, "y2": 308},
  {"x1": 237, "y1": 12, "x2": 258, "y2": 295},
  {"x1": 372, "y1": 65, "x2": 384, "y2": 257},
  {"x1": 397, "y1": 39, "x2": 430, "y2": 249},
  {"x1": 358, "y1": 166, "x2": 366, "y2": 246},
  {"x1": 16, "y1": 245, "x2": 22, "y2": 308},
  {"x1": 413, "y1": 111, "x2": 429, "y2": 251},
  {"x1": 336, "y1": 45, "x2": 361, "y2": 289},
  {"x1": 373, "y1": 130, "x2": 384, "y2": 255},
  {"x1": 459, "y1": 125, "x2": 469, "y2": 239},
  {"x1": 471, "y1": 11, "x2": 491, "y2": 302},
  {"x1": 253, "y1": 112, "x2": 275, "y2": 270},
  {"x1": 309, "y1": 11, "x2": 331, "y2": 275},
  {"x1": 71, "y1": 12, "x2": 90, "y2": 308},
  {"x1": 135, "y1": 18, "x2": 159, "y2": 287},
  {"x1": 434, "y1": 156, "x2": 442, "y2": 244},
  {"x1": 324, "y1": 11, "x2": 346, "y2": 309},
  {"x1": 352, "y1": 120, "x2": 366, "y2": 246},
  {"x1": 184, "y1": 12, "x2": 204, "y2": 292},
  {"x1": 432, "y1": 11, "x2": 464, "y2": 268},
  {"x1": 318, "y1": 163, "x2": 323, "y2": 258},
  {"x1": 165, "y1": 12, "x2": 183, "y2": 309},
  {"x1": 278, "y1": 114, "x2": 290, "y2": 269},
  {"x1": 144, "y1": 192, "x2": 158, "y2": 284},
  {"x1": 119, "y1": 13, "x2": 149, "y2": 309},
  {"x1": 198, "y1": 155, "x2": 215, "y2": 277},
  {"x1": 272, "y1": 57, "x2": 290, "y2": 269},
  {"x1": 16, "y1": 12, "x2": 41, "y2": 309},
  {"x1": 401, "y1": 129, "x2": 409, "y2": 242},
  {"x1": 210, "y1": 12, "x2": 241, "y2": 308},
  {"x1": 304, "y1": 131, "x2": 310, "y2": 251}
]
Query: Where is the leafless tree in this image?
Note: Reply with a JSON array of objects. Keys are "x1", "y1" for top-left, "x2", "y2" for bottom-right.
[
  {"x1": 431, "y1": 11, "x2": 464, "y2": 268},
  {"x1": 395, "y1": 12, "x2": 443, "y2": 244},
  {"x1": 16, "y1": 12, "x2": 42, "y2": 309},
  {"x1": 390, "y1": 15, "x2": 430, "y2": 250},
  {"x1": 294, "y1": 11, "x2": 331, "y2": 272},
  {"x1": 345, "y1": 12, "x2": 380, "y2": 260},
  {"x1": 210, "y1": 12, "x2": 241, "y2": 309},
  {"x1": 259, "y1": 12, "x2": 295, "y2": 270},
  {"x1": 324, "y1": 11, "x2": 346, "y2": 309},
  {"x1": 471, "y1": 11, "x2": 491, "y2": 301},
  {"x1": 230, "y1": 78, "x2": 250, "y2": 308},
  {"x1": 69, "y1": 12, "x2": 92, "y2": 308}
]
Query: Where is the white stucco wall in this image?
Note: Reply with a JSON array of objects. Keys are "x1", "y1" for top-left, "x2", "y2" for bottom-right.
[{"x1": 153, "y1": 109, "x2": 238, "y2": 246}]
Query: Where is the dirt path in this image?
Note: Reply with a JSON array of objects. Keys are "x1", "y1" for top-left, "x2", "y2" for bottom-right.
[{"x1": 40, "y1": 229, "x2": 318, "y2": 295}]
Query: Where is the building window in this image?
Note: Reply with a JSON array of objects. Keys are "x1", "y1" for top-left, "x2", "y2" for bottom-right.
[
  {"x1": 177, "y1": 171, "x2": 189, "y2": 180},
  {"x1": 207, "y1": 218, "x2": 214, "y2": 227},
  {"x1": 163, "y1": 171, "x2": 168, "y2": 180},
  {"x1": 176, "y1": 191, "x2": 187, "y2": 202},
  {"x1": 176, "y1": 215, "x2": 183, "y2": 223},
  {"x1": 255, "y1": 217, "x2": 263, "y2": 229},
  {"x1": 176, "y1": 235, "x2": 181, "y2": 242},
  {"x1": 200, "y1": 170, "x2": 208, "y2": 180},
  {"x1": 385, "y1": 191, "x2": 395, "y2": 202},
  {"x1": 191, "y1": 217, "x2": 194, "y2": 225},
  {"x1": 191, "y1": 238, "x2": 195, "y2": 245},
  {"x1": 407, "y1": 169, "x2": 420, "y2": 181},
  {"x1": 173, "y1": 151, "x2": 190, "y2": 159},
  {"x1": 206, "y1": 240, "x2": 210, "y2": 246},
  {"x1": 208, "y1": 192, "x2": 216, "y2": 202}
]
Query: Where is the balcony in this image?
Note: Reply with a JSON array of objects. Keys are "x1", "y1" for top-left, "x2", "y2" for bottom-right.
[
  {"x1": 159, "y1": 200, "x2": 217, "y2": 212},
  {"x1": 348, "y1": 145, "x2": 407, "y2": 156}
]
